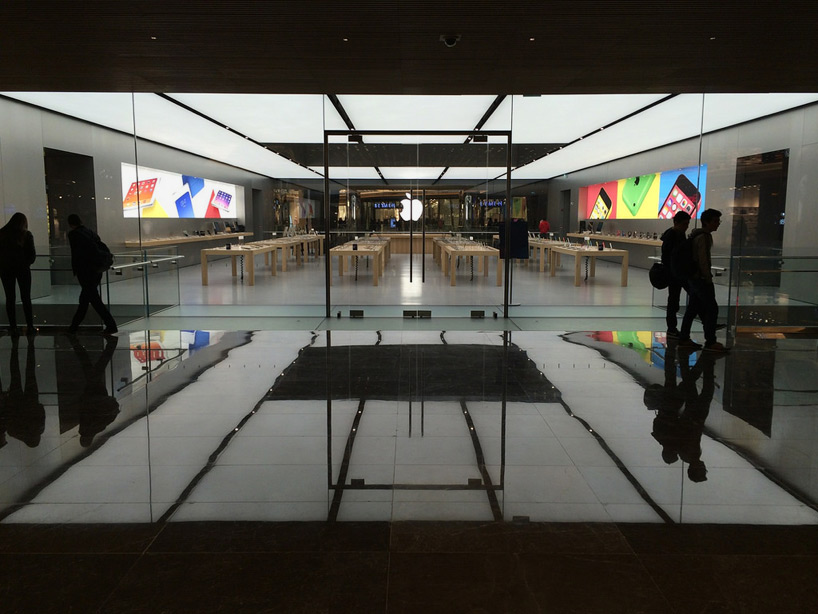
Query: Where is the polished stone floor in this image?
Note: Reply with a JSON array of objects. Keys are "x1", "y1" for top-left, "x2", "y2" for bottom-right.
[
  {"x1": 4, "y1": 250, "x2": 816, "y2": 612},
  {"x1": 1, "y1": 324, "x2": 817, "y2": 612}
]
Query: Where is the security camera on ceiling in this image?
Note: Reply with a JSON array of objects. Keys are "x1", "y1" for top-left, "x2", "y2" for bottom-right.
[{"x1": 439, "y1": 34, "x2": 461, "y2": 48}]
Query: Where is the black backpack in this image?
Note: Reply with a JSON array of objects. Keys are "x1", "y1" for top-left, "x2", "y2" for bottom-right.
[
  {"x1": 670, "y1": 236, "x2": 696, "y2": 280},
  {"x1": 94, "y1": 238, "x2": 115, "y2": 273}
]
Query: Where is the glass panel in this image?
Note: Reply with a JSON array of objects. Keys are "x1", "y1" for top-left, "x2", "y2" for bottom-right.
[
  {"x1": 697, "y1": 94, "x2": 818, "y2": 337},
  {"x1": 728, "y1": 256, "x2": 818, "y2": 331},
  {"x1": 326, "y1": 131, "x2": 510, "y2": 318},
  {"x1": 130, "y1": 94, "x2": 327, "y2": 320},
  {"x1": 0, "y1": 92, "x2": 138, "y2": 332},
  {"x1": 508, "y1": 94, "x2": 707, "y2": 327}
]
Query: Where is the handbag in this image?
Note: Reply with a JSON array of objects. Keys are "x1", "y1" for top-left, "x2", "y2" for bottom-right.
[{"x1": 649, "y1": 262, "x2": 670, "y2": 289}]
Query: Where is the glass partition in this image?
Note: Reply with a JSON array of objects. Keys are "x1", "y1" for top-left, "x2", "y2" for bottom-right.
[
  {"x1": 325, "y1": 130, "x2": 512, "y2": 318},
  {"x1": 726, "y1": 255, "x2": 818, "y2": 332},
  {"x1": 0, "y1": 92, "x2": 141, "y2": 331},
  {"x1": 3, "y1": 92, "x2": 818, "y2": 328},
  {"x1": 505, "y1": 94, "x2": 709, "y2": 321}
]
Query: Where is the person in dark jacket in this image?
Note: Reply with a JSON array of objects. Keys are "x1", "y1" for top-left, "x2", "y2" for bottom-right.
[
  {"x1": 678, "y1": 209, "x2": 728, "y2": 352},
  {"x1": 660, "y1": 211, "x2": 690, "y2": 337},
  {"x1": 67, "y1": 214, "x2": 117, "y2": 335},
  {"x1": 0, "y1": 212, "x2": 36, "y2": 335}
]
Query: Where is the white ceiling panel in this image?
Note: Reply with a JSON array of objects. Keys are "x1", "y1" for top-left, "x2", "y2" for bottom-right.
[
  {"x1": 5, "y1": 92, "x2": 817, "y2": 184},
  {"x1": 484, "y1": 94, "x2": 670, "y2": 143},
  {"x1": 379, "y1": 167, "x2": 448, "y2": 181},
  {"x1": 511, "y1": 95, "x2": 708, "y2": 179},
  {"x1": 2, "y1": 92, "x2": 137, "y2": 132},
  {"x1": 700, "y1": 93, "x2": 818, "y2": 132},
  {"x1": 337, "y1": 95, "x2": 497, "y2": 131},
  {"x1": 439, "y1": 167, "x2": 510, "y2": 180},
  {"x1": 310, "y1": 167, "x2": 383, "y2": 180},
  {"x1": 166, "y1": 94, "x2": 347, "y2": 142},
  {"x1": 131, "y1": 94, "x2": 319, "y2": 179}
]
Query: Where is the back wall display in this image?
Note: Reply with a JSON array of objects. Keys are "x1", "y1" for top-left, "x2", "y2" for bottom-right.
[
  {"x1": 121, "y1": 163, "x2": 244, "y2": 219},
  {"x1": 580, "y1": 164, "x2": 707, "y2": 220}
]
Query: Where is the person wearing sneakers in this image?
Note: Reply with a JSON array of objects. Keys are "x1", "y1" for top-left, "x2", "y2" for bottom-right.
[
  {"x1": 678, "y1": 209, "x2": 728, "y2": 352},
  {"x1": 660, "y1": 211, "x2": 690, "y2": 338}
]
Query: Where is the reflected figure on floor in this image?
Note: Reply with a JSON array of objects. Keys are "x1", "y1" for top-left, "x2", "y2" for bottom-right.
[
  {"x1": 647, "y1": 345, "x2": 721, "y2": 482},
  {"x1": 0, "y1": 335, "x2": 45, "y2": 448},
  {"x1": 68, "y1": 334, "x2": 120, "y2": 447}
]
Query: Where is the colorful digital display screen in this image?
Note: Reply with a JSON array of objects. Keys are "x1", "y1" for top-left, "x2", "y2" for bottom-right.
[
  {"x1": 121, "y1": 163, "x2": 243, "y2": 219},
  {"x1": 581, "y1": 165, "x2": 707, "y2": 220}
]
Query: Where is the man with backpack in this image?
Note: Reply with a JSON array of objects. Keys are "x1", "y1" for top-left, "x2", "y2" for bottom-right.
[
  {"x1": 660, "y1": 211, "x2": 690, "y2": 338},
  {"x1": 677, "y1": 209, "x2": 728, "y2": 352},
  {"x1": 67, "y1": 214, "x2": 117, "y2": 335}
]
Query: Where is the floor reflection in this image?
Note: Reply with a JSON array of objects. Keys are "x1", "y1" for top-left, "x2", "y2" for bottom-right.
[{"x1": 0, "y1": 329, "x2": 816, "y2": 525}]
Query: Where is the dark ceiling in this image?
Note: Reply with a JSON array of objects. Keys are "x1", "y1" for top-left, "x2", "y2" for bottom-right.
[{"x1": 2, "y1": 1, "x2": 817, "y2": 95}]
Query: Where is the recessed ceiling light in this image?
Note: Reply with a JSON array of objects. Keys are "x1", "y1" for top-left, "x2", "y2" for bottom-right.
[
  {"x1": 343, "y1": 37, "x2": 349, "y2": 42},
  {"x1": 150, "y1": 36, "x2": 157, "y2": 40},
  {"x1": 529, "y1": 37, "x2": 535, "y2": 41}
]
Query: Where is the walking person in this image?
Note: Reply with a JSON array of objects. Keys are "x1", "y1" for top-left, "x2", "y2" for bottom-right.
[
  {"x1": 66, "y1": 214, "x2": 117, "y2": 335},
  {"x1": 0, "y1": 213, "x2": 36, "y2": 336},
  {"x1": 660, "y1": 211, "x2": 690, "y2": 338},
  {"x1": 678, "y1": 209, "x2": 728, "y2": 352}
]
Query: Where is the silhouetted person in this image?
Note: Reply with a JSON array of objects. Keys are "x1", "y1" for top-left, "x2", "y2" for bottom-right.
[
  {"x1": 69, "y1": 334, "x2": 120, "y2": 447},
  {"x1": 0, "y1": 212, "x2": 36, "y2": 335},
  {"x1": 1, "y1": 335, "x2": 45, "y2": 447},
  {"x1": 66, "y1": 214, "x2": 117, "y2": 335},
  {"x1": 648, "y1": 346, "x2": 720, "y2": 482},
  {"x1": 679, "y1": 208, "x2": 728, "y2": 352},
  {"x1": 660, "y1": 211, "x2": 690, "y2": 337},
  {"x1": 645, "y1": 341, "x2": 685, "y2": 464}
]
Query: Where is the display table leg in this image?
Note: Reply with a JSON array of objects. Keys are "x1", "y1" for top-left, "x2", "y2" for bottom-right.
[
  {"x1": 573, "y1": 254, "x2": 582, "y2": 286},
  {"x1": 621, "y1": 252, "x2": 629, "y2": 286}
]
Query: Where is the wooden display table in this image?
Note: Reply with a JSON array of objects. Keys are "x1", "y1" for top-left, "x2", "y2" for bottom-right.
[
  {"x1": 330, "y1": 242, "x2": 388, "y2": 286},
  {"x1": 124, "y1": 232, "x2": 253, "y2": 248},
  {"x1": 528, "y1": 238, "x2": 564, "y2": 272},
  {"x1": 439, "y1": 242, "x2": 502, "y2": 287},
  {"x1": 566, "y1": 232, "x2": 661, "y2": 247},
  {"x1": 200, "y1": 244, "x2": 277, "y2": 286},
  {"x1": 371, "y1": 232, "x2": 446, "y2": 254},
  {"x1": 263, "y1": 236, "x2": 311, "y2": 271},
  {"x1": 548, "y1": 244, "x2": 630, "y2": 287}
]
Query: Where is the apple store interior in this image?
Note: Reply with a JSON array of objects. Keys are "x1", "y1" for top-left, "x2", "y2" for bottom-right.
[{"x1": 2, "y1": 92, "x2": 818, "y2": 611}]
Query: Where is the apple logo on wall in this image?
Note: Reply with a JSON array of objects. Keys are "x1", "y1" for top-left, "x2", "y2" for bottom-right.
[{"x1": 399, "y1": 192, "x2": 423, "y2": 221}]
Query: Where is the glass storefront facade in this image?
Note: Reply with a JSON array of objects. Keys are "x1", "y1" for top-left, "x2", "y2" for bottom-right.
[{"x1": 1, "y1": 93, "x2": 816, "y2": 328}]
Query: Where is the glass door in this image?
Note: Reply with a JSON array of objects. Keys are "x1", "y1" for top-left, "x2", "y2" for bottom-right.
[{"x1": 324, "y1": 130, "x2": 512, "y2": 318}]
